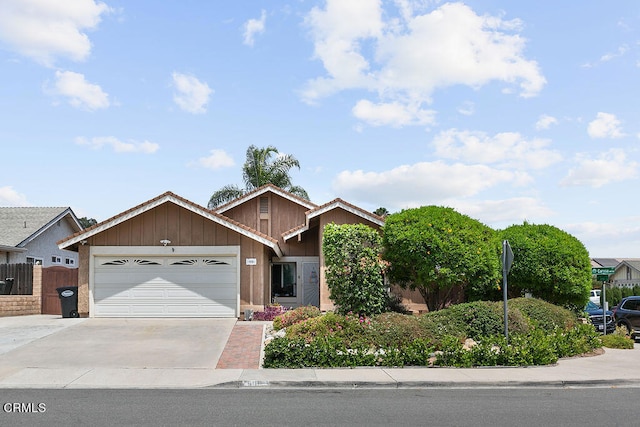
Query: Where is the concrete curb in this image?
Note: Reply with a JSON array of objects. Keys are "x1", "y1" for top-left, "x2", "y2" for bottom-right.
[{"x1": 210, "y1": 379, "x2": 640, "y2": 389}]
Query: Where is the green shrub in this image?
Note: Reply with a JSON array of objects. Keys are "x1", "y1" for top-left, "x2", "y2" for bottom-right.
[
  {"x1": 416, "y1": 301, "x2": 531, "y2": 347},
  {"x1": 444, "y1": 301, "x2": 504, "y2": 339},
  {"x1": 417, "y1": 310, "x2": 468, "y2": 347},
  {"x1": 273, "y1": 305, "x2": 322, "y2": 330},
  {"x1": 366, "y1": 312, "x2": 426, "y2": 348},
  {"x1": 264, "y1": 300, "x2": 599, "y2": 369},
  {"x1": 262, "y1": 337, "x2": 309, "y2": 368},
  {"x1": 323, "y1": 223, "x2": 389, "y2": 316},
  {"x1": 434, "y1": 335, "x2": 474, "y2": 367},
  {"x1": 263, "y1": 335, "x2": 435, "y2": 368},
  {"x1": 509, "y1": 297, "x2": 578, "y2": 331},
  {"x1": 433, "y1": 332, "x2": 558, "y2": 367},
  {"x1": 551, "y1": 323, "x2": 600, "y2": 357},
  {"x1": 600, "y1": 326, "x2": 635, "y2": 349},
  {"x1": 285, "y1": 312, "x2": 369, "y2": 346},
  {"x1": 396, "y1": 338, "x2": 435, "y2": 366}
]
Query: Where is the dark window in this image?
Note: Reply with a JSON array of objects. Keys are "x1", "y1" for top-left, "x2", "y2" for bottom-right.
[
  {"x1": 271, "y1": 263, "x2": 296, "y2": 299},
  {"x1": 260, "y1": 197, "x2": 269, "y2": 213}
]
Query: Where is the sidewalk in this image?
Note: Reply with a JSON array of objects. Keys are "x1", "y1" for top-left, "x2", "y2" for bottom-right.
[
  {"x1": 0, "y1": 346, "x2": 637, "y2": 389},
  {"x1": 0, "y1": 317, "x2": 638, "y2": 389}
]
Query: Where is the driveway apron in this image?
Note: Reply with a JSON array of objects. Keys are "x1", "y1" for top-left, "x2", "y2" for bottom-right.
[{"x1": 0, "y1": 317, "x2": 237, "y2": 369}]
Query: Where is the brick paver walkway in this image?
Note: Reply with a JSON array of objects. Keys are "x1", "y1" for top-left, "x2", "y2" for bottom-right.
[{"x1": 216, "y1": 322, "x2": 264, "y2": 369}]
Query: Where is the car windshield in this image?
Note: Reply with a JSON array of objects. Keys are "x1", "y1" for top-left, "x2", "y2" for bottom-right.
[{"x1": 585, "y1": 301, "x2": 600, "y2": 312}]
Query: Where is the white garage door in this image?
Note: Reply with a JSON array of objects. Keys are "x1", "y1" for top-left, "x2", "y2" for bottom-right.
[{"x1": 93, "y1": 255, "x2": 238, "y2": 318}]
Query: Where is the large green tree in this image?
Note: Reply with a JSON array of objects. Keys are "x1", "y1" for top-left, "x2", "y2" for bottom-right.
[
  {"x1": 500, "y1": 222, "x2": 591, "y2": 309},
  {"x1": 208, "y1": 145, "x2": 309, "y2": 208},
  {"x1": 382, "y1": 206, "x2": 501, "y2": 311},
  {"x1": 323, "y1": 223, "x2": 389, "y2": 316}
]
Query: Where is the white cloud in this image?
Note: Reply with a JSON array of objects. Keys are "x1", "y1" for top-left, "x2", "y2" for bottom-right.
[
  {"x1": 303, "y1": 1, "x2": 545, "y2": 124},
  {"x1": 0, "y1": 0, "x2": 110, "y2": 67},
  {"x1": 243, "y1": 10, "x2": 266, "y2": 46},
  {"x1": 453, "y1": 197, "x2": 554, "y2": 226},
  {"x1": 432, "y1": 129, "x2": 562, "y2": 169},
  {"x1": 0, "y1": 186, "x2": 30, "y2": 206},
  {"x1": 560, "y1": 148, "x2": 638, "y2": 188},
  {"x1": 587, "y1": 112, "x2": 625, "y2": 138},
  {"x1": 49, "y1": 70, "x2": 109, "y2": 110},
  {"x1": 457, "y1": 101, "x2": 475, "y2": 116},
  {"x1": 535, "y1": 114, "x2": 558, "y2": 130},
  {"x1": 565, "y1": 219, "x2": 640, "y2": 257},
  {"x1": 332, "y1": 161, "x2": 530, "y2": 209},
  {"x1": 172, "y1": 72, "x2": 213, "y2": 114},
  {"x1": 193, "y1": 149, "x2": 235, "y2": 170},
  {"x1": 75, "y1": 136, "x2": 159, "y2": 153},
  {"x1": 352, "y1": 99, "x2": 436, "y2": 127},
  {"x1": 582, "y1": 45, "x2": 629, "y2": 68}
]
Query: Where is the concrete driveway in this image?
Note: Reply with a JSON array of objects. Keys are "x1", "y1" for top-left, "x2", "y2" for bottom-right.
[{"x1": 0, "y1": 315, "x2": 236, "y2": 370}]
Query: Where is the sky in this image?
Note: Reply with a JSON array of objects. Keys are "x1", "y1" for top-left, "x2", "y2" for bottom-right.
[{"x1": 1, "y1": 1, "x2": 639, "y2": 258}]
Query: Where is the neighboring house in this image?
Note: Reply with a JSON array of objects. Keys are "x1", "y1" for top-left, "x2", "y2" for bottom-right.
[
  {"x1": 609, "y1": 260, "x2": 640, "y2": 289},
  {"x1": 0, "y1": 207, "x2": 82, "y2": 267},
  {"x1": 58, "y1": 185, "x2": 426, "y2": 318}
]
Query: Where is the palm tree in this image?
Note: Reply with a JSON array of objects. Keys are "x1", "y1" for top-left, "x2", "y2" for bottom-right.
[
  {"x1": 373, "y1": 207, "x2": 390, "y2": 218},
  {"x1": 208, "y1": 145, "x2": 309, "y2": 209}
]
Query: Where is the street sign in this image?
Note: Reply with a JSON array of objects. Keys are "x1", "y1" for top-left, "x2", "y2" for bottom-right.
[
  {"x1": 502, "y1": 240, "x2": 514, "y2": 274},
  {"x1": 591, "y1": 267, "x2": 615, "y2": 275}
]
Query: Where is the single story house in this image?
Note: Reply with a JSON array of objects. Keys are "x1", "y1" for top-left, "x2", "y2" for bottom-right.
[
  {"x1": 1, "y1": 207, "x2": 82, "y2": 267},
  {"x1": 58, "y1": 185, "x2": 426, "y2": 318}
]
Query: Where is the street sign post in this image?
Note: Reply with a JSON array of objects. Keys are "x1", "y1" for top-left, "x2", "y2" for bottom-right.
[
  {"x1": 502, "y1": 240, "x2": 514, "y2": 341},
  {"x1": 591, "y1": 267, "x2": 614, "y2": 336}
]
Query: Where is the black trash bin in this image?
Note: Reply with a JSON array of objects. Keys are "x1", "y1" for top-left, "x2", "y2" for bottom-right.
[
  {"x1": 56, "y1": 286, "x2": 79, "y2": 318},
  {"x1": 0, "y1": 278, "x2": 15, "y2": 295}
]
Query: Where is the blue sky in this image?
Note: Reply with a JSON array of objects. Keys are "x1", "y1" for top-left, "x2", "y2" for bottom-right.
[{"x1": 1, "y1": 1, "x2": 639, "y2": 257}]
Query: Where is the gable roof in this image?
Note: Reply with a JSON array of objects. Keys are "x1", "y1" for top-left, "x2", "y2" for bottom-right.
[
  {"x1": 0, "y1": 207, "x2": 81, "y2": 251},
  {"x1": 591, "y1": 258, "x2": 623, "y2": 268},
  {"x1": 58, "y1": 191, "x2": 284, "y2": 257},
  {"x1": 617, "y1": 260, "x2": 640, "y2": 273},
  {"x1": 282, "y1": 198, "x2": 384, "y2": 241},
  {"x1": 214, "y1": 184, "x2": 317, "y2": 214}
]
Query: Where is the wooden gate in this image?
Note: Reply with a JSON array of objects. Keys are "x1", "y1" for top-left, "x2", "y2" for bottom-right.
[{"x1": 41, "y1": 266, "x2": 78, "y2": 315}]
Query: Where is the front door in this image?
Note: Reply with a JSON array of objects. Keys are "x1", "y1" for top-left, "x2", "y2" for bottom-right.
[{"x1": 270, "y1": 257, "x2": 320, "y2": 307}]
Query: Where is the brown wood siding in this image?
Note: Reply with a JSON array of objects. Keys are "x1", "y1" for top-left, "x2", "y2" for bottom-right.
[
  {"x1": 239, "y1": 238, "x2": 268, "y2": 307},
  {"x1": 270, "y1": 194, "x2": 308, "y2": 240},
  {"x1": 223, "y1": 199, "x2": 260, "y2": 230},
  {"x1": 87, "y1": 202, "x2": 242, "y2": 247},
  {"x1": 281, "y1": 231, "x2": 320, "y2": 257},
  {"x1": 222, "y1": 193, "x2": 308, "y2": 243}
]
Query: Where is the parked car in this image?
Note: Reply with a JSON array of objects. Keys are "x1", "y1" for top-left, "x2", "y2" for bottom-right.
[
  {"x1": 589, "y1": 289, "x2": 601, "y2": 306},
  {"x1": 612, "y1": 296, "x2": 640, "y2": 340},
  {"x1": 584, "y1": 301, "x2": 616, "y2": 334}
]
